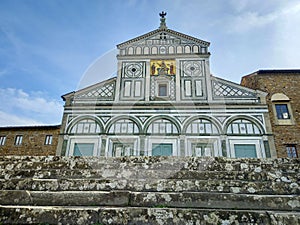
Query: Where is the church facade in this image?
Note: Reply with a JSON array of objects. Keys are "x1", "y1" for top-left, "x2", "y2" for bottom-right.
[{"x1": 57, "y1": 13, "x2": 275, "y2": 158}]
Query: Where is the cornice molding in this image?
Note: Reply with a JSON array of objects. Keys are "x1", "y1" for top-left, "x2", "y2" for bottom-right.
[{"x1": 117, "y1": 28, "x2": 210, "y2": 48}]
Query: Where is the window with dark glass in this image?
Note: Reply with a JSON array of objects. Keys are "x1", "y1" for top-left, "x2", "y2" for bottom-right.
[
  {"x1": 0, "y1": 136, "x2": 6, "y2": 145},
  {"x1": 74, "y1": 143, "x2": 94, "y2": 156},
  {"x1": 275, "y1": 104, "x2": 290, "y2": 119},
  {"x1": 158, "y1": 84, "x2": 167, "y2": 96},
  {"x1": 286, "y1": 145, "x2": 298, "y2": 158},
  {"x1": 14, "y1": 135, "x2": 23, "y2": 145}
]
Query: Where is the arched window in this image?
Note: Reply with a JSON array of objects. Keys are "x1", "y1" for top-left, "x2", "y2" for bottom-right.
[
  {"x1": 151, "y1": 47, "x2": 158, "y2": 54},
  {"x1": 144, "y1": 47, "x2": 149, "y2": 55},
  {"x1": 136, "y1": 47, "x2": 142, "y2": 55},
  {"x1": 192, "y1": 45, "x2": 199, "y2": 53},
  {"x1": 70, "y1": 119, "x2": 101, "y2": 134},
  {"x1": 128, "y1": 47, "x2": 134, "y2": 55},
  {"x1": 227, "y1": 119, "x2": 261, "y2": 135},
  {"x1": 176, "y1": 46, "x2": 183, "y2": 54},
  {"x1": 147, "y1": 119, "x2": 178, "y2": 134},
  {"x1": 185, "y1": 45, "x2": 191, "y2": 53},
  {"x1": 108, "y1": 119, "x2": 139, "y2": 134},
  {"x1": 169, "y1": 46, "x2": 174, "y2": 54},
  {"x1": 185, "y1": 119, "x2": 219, "y2": 135}
]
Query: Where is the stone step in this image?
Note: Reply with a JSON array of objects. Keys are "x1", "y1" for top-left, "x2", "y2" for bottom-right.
[
  {"x1": 1, "y1": 168, "x2": 298, "y2": 182},
  {"x1": 0, "y1": 156, "x2": 299, "y2": 173},
  {"x1": 0, "y1": 206, "x2": 299, "y2": 225},
  {"x1": 1, "y1": 178, "x2": 299, "y2": 195},
  {"x1": 131, "y1": 192, "x2": 300, "y2": 211},
  {"x1": 0, "y1": 190, "x2": 130, "y2": 207},
  {"x1": 1, "y1": 155, "x2": 299, "y2": 164},
  {"x1": 1, "y1": 190, "x2": 299, "y2": 211}
]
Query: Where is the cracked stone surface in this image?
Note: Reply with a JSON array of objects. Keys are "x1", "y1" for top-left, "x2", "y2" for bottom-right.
[{"x1": 0, "y1": 156, "x2": 299, "y2": 224}]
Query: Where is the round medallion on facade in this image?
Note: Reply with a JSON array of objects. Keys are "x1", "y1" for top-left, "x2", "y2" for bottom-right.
[
  {"x1": 125, "y1": 63, "x2": 143, "y2": 77},
  {"x1": 183, "y1": 61, "x2": 202, "y2": 76}
]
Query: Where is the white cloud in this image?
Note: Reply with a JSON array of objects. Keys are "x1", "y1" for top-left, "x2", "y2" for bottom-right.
[
  {"x1": 226, "y1": 1, "x2": 300, "y2": 33},
  {"x1": 0, "y1": 111, "x2": 40, "y2": 126},
  {"x1": 0, "y1": 88, "x2": 63, "y2": 126},
  {"x1": 271, "y1": 2, "x2": 300, "y2": 67}
]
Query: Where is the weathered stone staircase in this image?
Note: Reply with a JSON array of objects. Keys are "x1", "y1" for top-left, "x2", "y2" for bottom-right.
[{"x1": 0, "y1": 156, "x2": 299, "y2": 224}]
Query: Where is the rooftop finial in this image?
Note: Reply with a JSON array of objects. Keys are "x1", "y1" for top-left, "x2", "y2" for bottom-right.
[
  {"x1": 159, "y1": 11, "x2": 167, "y2": 29},
  {"x1": 159, "y1": 11, "x2": 167, "y2": 18}
]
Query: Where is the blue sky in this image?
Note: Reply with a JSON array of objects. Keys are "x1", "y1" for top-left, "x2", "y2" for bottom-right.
[{"x1": 1, "y1": 0, "x2": 300, "y2": 126}]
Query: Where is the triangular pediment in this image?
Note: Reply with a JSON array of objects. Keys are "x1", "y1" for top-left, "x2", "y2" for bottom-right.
[
  {"x1": 72, "y1": 77, "x2": 116, "y2": 101},
  {"x1": 117, "y1": 28, "x2": 210, "y2": 56},
  {"x1": 212, "y1": 76, "x2": 259, "y2": 100}
]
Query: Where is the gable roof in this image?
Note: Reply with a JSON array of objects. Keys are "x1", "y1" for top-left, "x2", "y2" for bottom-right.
[
  {"x1": 212, "y1": 76, "x2": 266, "y2": 100},
  {"x1": 62, "y1": 77, "x2": 116, "y2": 101},
  {"x1": 117, "y1": 28, "x2": 210, "y2": 49}
]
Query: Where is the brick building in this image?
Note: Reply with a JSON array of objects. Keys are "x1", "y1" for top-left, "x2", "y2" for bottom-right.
[
  {"x1": 0, "y1": 125, "x2": 60, "y2": 156},
  {"x1": 241, "y1": 70, "x2": 300, "y2": 158}
]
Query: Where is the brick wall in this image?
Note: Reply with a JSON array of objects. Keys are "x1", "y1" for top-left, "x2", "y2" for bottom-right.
[
  {"x1": 0, "y1": 125, "x2": 60, "y2": 156},
  {"x1": 241, "y1": 71, "x2": 300, "y2": 157}
]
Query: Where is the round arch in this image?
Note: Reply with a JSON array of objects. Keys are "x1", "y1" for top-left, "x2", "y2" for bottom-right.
[
  {"x1": 127, "y1": 47, "x2": 134, "y2": 55},
  {"x1": 66, "y1": 115, "x2": 104, "y2": 134},
  {"x1": 143, "y1": 46, "x2": 149, "y2": 55},
  {"x1": 182, "y1": 116, "x2": 222, "y2": 135},
  {"x1": 224, "y1": 115, "x2": 265, "y2": 135},
  {"x1": 105, "y1": 116, "x2": 142, "y2": 134},
  {"x1": 143, "y1": 115, "x2": 181, "y2": 134},
  {"x1": 168, "y1": 46, "x2": 175, "y2": 54},
  {"x1": 184, "y1": 45, "x2": 191, "y2": 54},
  {"x1": 271, "y1": 93, "x2": 290, "y2": 101},
  {"x1": 192, "y1": 45, "x2": 199, "y2": 53}
]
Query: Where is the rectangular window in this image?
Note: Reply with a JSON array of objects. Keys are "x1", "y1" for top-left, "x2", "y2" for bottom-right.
[
  {"x1": 184, "y1": 80, "x2": 192, "y2": 97},
  {"x1": 124, "y1": 81, "x2": 131, "y2": 97},
  {"x1": 0, "y1": 136, "x2": 6, "y2": 145},
  {"x1": 44, "y1": 135, "x2": 53, "y2": 145},
  {"x1": 15, "y1": 135, "x2": 23, "y2": 145},
  {"x1": 152, "y1": 143, "x2": 173, "y2": 156},
  {"x1": 74, "y1": 143, "x2": 94, "y2": 156},
  {"x1": 195, "y1": 80, "x2": 203, "y2": 96},
  {"x1": 191, "y1": 143, "x2": 214, "y2": 157},
  {"x1": 275, "y1": 104, "x2": 290, "y2": 119},
  {"x1": 286, "y1": 145, "x2": 298, "y2": 158},
  {"x1": 158, "y1": 84, "x2": 167, "y2": 96},
  {"x1": 113, "y1": 143, "x2": 134, "y2": 157},
  {"x1": 234, "y1": 144, "x2": 257, "y2": 158},
  {"x1": 134, "y1": 81, "x2": 142, "y2": 97}
]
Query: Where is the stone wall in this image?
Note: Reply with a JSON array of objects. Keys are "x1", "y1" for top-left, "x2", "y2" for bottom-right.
[
  {"x1": 0, "y1": 156, "x2": 299, "y2": 224},
  {"x1": 241, "y1": 70, "x2": 300, "y2": 158},
  {"x1": 0, "y1": 125, "x2": 60, "y2": 156}
]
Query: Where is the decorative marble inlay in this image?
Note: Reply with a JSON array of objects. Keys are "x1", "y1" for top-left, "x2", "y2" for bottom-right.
[
  {"x1": 76, "y1": 81, "x2": 115, "y2": 100},
  {"x1": 122, "y1": 62, "x2": 145, "y2": 78},
  {"x1": 181, "y1": 60, "x2": 204, "y2": 77},
  {"x1": 213, "y1": 80, "x2": 256, "y2": 98}
]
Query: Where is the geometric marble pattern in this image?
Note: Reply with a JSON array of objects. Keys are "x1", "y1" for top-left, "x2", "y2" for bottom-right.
[
  {"x1": 150, "y1": 75, "x2": 176, "y2": 101},
  {"x1": 215, "y1": 116, "x2": 229, "y2": 124},
  {"x1": 212, "y1": 80, "x2": 256, "y2": 98},
  {"x1": 181, "y1": 60, "x2": 204, "y2": 77},
  {"x1": 76, "y1": 81, "x2": 115, "y2": 100},
  {"x1": 122, "y1": 62, "x2": 145, "y2": 78}
]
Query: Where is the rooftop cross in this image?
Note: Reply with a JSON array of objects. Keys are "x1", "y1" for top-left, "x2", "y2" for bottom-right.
[{"x1": 159, "y1": 11, "x2": 167, "y2": 29}]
